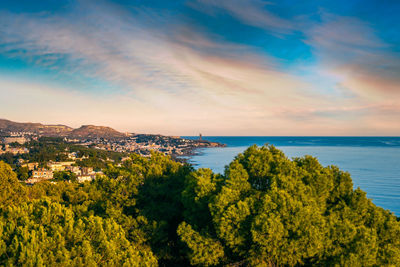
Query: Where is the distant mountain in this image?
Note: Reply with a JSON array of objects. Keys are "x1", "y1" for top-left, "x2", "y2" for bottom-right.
[
  {"x1": 69, "y1": 125, "x2": 125, "y2": 139},
  {"x1": 0, "y1": 119, "x2": 125, "y2": 139},
  {"x1": 0, "y1": 119, "x2": 73, "y2": 136}
]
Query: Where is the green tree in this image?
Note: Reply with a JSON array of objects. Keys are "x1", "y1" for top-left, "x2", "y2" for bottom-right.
[
  {"x1": 178, "y1": 145, "x2": 400, "y2": 266},
  {"x1": 1, "y1": 145, "x2": 400, "y2": 266},
  {"x1": 16, "y1": 166, "x2": 30, "y2": 181},
  {"x1": 0, "y1": 161, "x2": 26, "y2": 209},
  {"x1": 53, "y1": 170, "x2": 77, "y2": 181},
  {"x1": 0, "y1": 199, "x2": 158, "y2": 266}
]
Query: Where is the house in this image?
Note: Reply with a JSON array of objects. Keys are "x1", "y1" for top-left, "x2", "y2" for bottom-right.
[
  {"x1": 47, "y1": 161, "x2": 75, "y2": 171},
  {"x1": 67, "y1": 152, "x2": 77, "y2": 160},
  {"x1": 26, "y1": 168, "x2": 53, "y2": 184},
  {"x1": 32, "y1": 168, "x2": 53, "y2": 179},
  {"x1": 76, "y1": 167, "x2": 96, "y2": 182},
  {"x1": 0, "y1": 145, "x2": 29, "y2": 155},
  {"x1": 65, "y1": 165, "x2": 82, "y2": 175},
  {"x1": 77, "y1": 170, "x2": 102, "y2": 183},
  {"x1": 81, "y1": 167, "x2": 94, "y2": 175},
  {"x1": 77, "y1": 175, "x2": 95, "y2": 183},
  {"x1": 21, "y1": 162, "x2": 39, "y2": 171}
]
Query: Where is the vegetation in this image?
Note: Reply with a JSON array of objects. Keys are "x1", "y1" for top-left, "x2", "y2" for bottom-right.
[
  {"x1": 53, "y1": 170, "x2": 77, "y2": 182},
  {"x1": 0, "y1": 145, "x2": 399, "y2": 266},
  {"x1": 0, "y1": 137, "x2": 127, "y2": 177}
]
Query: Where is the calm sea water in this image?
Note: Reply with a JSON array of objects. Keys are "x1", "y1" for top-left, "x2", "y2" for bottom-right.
[{"x1": 183, "y1": 137, "x2": 400, "y2": 216}]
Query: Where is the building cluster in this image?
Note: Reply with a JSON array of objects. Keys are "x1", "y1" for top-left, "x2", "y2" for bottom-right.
[
  {"x1": 23, "y1": 159, "x2": 102, "y2": 184},
  {"x1": 1, "y1": 130, "x2": 224, "y2": 158},
  {"x1": 26, "y1": 169, "x2": 54, "y2": 184},
  {"x1": 1, "y1": 131, "x2": 224, "y2": 185},
  {"x1": 0, "y1": 144, "x2": 29, "y2": 155},
  {"x1": 0, "y1": 133, "x2": 34, "y2": 155},
  {"x1": 76, "y1": 134, "x2": 223, "y2": 157},
  {"x1": 1, "y1": 132, "x2": 37, "y2": 144}
]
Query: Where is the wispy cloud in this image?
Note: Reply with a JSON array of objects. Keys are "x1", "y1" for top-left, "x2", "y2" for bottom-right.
[
  {"x1": 190, "y1": 0, "x2": 295, "y2": 34},
  {"x1": 0, "y1": 1, "x2": 399, "y2": 135},
  {"x1": 305, "y1": 13, "x2": 400, "y2": 99}
]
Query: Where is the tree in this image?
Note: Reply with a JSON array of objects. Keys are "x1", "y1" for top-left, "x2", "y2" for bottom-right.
[
  {"x1": 178, "y1": 145, "x2": 400, "y2": 266},
  {"x1": 0, "y1": 161, "x2": 26, "y2": 209},
  {"x1": 53, "y1": 170, "x2": 77, "y2": 181},
  {"x1": 0, "y1": 146, "x2": 399, "y2": 266},
  {"x1": 16, "y1": 166, "x2": 30, "y2": 181},
  {"x1": 0, "y1": 199, "x2": 158, "y2": 266}
]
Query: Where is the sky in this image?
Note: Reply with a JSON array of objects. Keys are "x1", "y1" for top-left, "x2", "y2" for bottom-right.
[{"x1": 0, "y1": 0, "x2": 399, "y2": 136}]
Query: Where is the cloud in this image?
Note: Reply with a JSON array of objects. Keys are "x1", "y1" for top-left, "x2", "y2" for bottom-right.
[
  {"x1": 0, "y1": 1, "x2": 399, "y2": 135},
  {"x1": 0, "y1": 2, "x2": 317, "y2": 99},
  {"x1": 305, "y1": 14, "x2": 400, "y2": 99},
  {"x1": 189, "y1": 0, "x2": 295, "y2": 34}
]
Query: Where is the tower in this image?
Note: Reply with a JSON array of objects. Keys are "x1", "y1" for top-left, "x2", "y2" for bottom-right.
[{"x1": 199, "y1": 133, "x2": 202, "y2": 141}]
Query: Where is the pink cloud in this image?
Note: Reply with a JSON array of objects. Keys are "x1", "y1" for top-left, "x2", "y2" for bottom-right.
[{"x1": 305, "y1": 14, "x2": 400, "y2": 101}]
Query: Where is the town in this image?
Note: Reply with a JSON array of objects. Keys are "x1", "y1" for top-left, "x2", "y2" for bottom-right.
[
  {"x1": 0, "y1": 126, "x2": 225, "y2": 184},
  {"x1": 75, "y1": 133, "x2": 223, "y2": 156},
  {"x1": 0, "y1": 131, "x2": 223, "y2": 157}
]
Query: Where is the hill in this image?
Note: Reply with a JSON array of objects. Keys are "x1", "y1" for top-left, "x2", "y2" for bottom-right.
[
  {"x1": 0, "y1": 118, "x2": 73, "y2": 136},
  {"x1": 69, "y1": 125, "x2": 125, "y2": 139},
  {"x1": 0, "y1": 119, "x2": 124, "y2": 139}
]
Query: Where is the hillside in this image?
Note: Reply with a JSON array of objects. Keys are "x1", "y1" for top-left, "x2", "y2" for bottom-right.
[
  {"x1": 69, "y1": 125, "x2": 125, "y2": 139},
  {"x1": 0, "y1": 119, "x2": 124, "y2": 139},
  {"x1": 0, "y1": 119, "x2": 73, "y2": 136}
]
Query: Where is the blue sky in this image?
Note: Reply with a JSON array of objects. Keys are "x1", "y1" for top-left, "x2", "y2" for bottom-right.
[{"x1": 0, "y1": 0, "x2": 399, "y2": 135}]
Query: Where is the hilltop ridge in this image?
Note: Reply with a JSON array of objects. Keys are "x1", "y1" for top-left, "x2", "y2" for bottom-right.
[
  {"x1": 0, "y1": 119, "x2": 124, "y2": 139},
  {"x1": 70, "y1": 125, "x2": 125, "y2": 139}
]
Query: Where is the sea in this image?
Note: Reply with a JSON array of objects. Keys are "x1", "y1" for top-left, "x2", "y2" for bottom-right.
[{"x1": 182, "y1": 137, "x2": 400, "y2": 216}]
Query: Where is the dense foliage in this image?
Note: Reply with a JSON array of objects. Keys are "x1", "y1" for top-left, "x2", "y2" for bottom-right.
[{"x1": 0, "y1": 145, "x2": 399, "y2": 266}]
